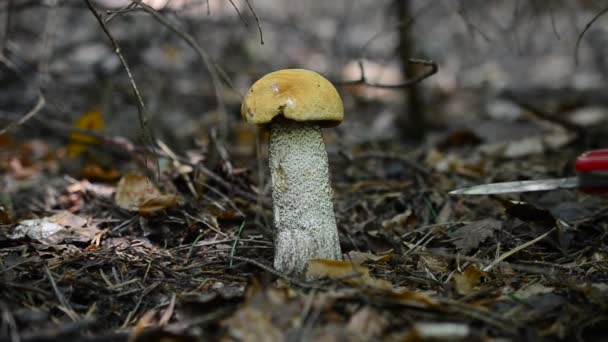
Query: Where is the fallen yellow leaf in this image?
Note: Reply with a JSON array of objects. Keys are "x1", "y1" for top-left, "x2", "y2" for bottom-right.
[
  {"x1": 307, "y1": 259, "x2": 392, "y2": 290},
  {"x1": 67, "y1": 110, "x2": 104, "y2": 158}
]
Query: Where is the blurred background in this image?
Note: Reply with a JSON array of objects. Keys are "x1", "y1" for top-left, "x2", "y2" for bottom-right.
[{"x1": 2, "y1": 0, "x2": 607, "y2": 157}]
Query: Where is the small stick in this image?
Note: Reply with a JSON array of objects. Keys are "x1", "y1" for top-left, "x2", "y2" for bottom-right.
[
  {"x1": 45, "y1": 266, "x2": 79, "y2": 321},
  {"x1": 482, "y1": 228, "x2": 556, "y2": 272},
  {"x1": 229, "y1": 221, "x2": 246, "y2": 268},
  {"x1": 83, "y1": 0, "x2": 159, "y2": 176}
]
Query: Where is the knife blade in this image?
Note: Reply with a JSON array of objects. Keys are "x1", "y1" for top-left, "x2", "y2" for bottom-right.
[{"x1": 448, "y1": 177, "x2": 579, "y2": 195}]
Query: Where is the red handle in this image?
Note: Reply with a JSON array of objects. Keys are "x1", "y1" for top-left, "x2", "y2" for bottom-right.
[{"x1": 575, "y1": 149, "x2": 608, "y2": 173}]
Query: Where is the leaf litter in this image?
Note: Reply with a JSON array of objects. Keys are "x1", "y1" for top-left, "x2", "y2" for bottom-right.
[
  {"x1": 2, "y1": 111, "x2": 608, "y2": 342},
  {"x1": 2, "y1": 5, "x2": 608, "y2": 341}
]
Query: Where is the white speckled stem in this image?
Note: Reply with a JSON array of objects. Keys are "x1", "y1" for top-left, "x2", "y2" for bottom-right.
[{"x1": 269, "y1": 118, "x2": 342, "y2": 275}]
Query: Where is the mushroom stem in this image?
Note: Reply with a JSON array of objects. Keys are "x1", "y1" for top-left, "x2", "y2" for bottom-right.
[{"x1": 269, "y1": 117, "x2": 342, "y2": 275}]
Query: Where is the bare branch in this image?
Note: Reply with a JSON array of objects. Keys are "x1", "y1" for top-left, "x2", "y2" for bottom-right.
[
  {"x1": 1, "y1": 0, "x2": 14, "y2": 52},
  {"x1": 227, "y1": 0, "x2": 247, "y2": 27},
  {"x1": 0, "y1": 89, "x2": 45, "y2": 136},
  {"x1": 244, "y1": 0, "x2": 264, "y2": 45},
  {"x1": 107, "y1": 1, "x2": 241, "y2": 127},
  {"x1": 0, "y1": 55, "x2": 45, "y2": 135},
  {"x1": 334, "y1": 58, "x2": 437, "y2": 89},
  {"x1": 574, "y1": 6, "x2": 608, "y2": 66},
  {"x1": 83, "y1": 0, "x2": 159, "y2": 174}
]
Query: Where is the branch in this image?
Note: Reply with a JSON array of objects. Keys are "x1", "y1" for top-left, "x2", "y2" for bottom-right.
[
  {"x1": 83, "y1": 0, "x2": 158, "y2": 167},
  {"x1": 333, "y1": 58, "x2": 437, "y2": 89},
  {"x1": 574, "y1": 6, "x2": 608, "y2": 66},
  {"x1": 243, "y1": 0, "x2": 264, "y2": 45},
  {"x1": 0, "y1": 55, "x2": 45, "y2": 135},
  {"x1": 501, "y1": 92, "x2": 585, "y2": 138}
]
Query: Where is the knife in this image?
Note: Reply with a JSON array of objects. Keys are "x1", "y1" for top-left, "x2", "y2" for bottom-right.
[{"x1": 449, "y1": 149, "x2": 608, "y2": 195}]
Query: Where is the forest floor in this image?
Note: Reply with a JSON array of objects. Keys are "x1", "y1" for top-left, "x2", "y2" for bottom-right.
[{"x1": 2, "y1": 103, "x2": 607, "y2": 341}]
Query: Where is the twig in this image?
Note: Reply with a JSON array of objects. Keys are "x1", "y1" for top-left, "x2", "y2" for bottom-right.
[
  {"x1": 1, "y1": 0, "x2": 13, "y2": 52},
  {"x1": 84, "y1": 0, "x2": 147, "y2": 134},
  {"x1": 334, "y1": 58, "x2": 437, "y2": 89},
  {"x1": 136, "y1": 1, "x2": 239, "y2": 94},
  {"x1": 32, "y1": 116, "x2": 266, "y2": 206},
  {"x1": 158, "y1": 293, "x2": 176, "y2": 326},
  {"x1": 502, "y1": 94, "x2": 585, "y2": 137},
  {"x1": 156, "y1": 139, "x2": 199, "y2": 198},
  {"x1": 243, "y1": 0, "x2": 264, "y2": 45},
  {"x1": 0, "y1": 89, "x2": 45, "y2": 136},
  {"x1": 482, "y1": 228, "x2": 556, "y2": 272},
  {"x1": 345, "y1": 151, "x2": 432, "y2": 177},
  {"x1": 204, "y1": 182, "x2": 246, "y2": 217},
  {"x1": 422, "y1": 249, "x2": 560, "y2": 276},
  {"x1": 358, "y1": 1, "x2": 437, "y2": 61},
  {"x1": 0, "y1": 54, "x2": 46, "y2": 135},
  {"x1": 104, "y1": 1, "x2": 137, "y2": 23},
  {"x1": 83, "y1": 0, "x2": 159, "y2": 175},
  {"x1": 574, "y1": 6, "x2": 608, "y2": 66},
  {"x1": 403, "y1": 229, "x2": 435, "y2": 258},
  {"x1": 226, "y1": 0, "x2": 247, "y2": 27},
  {"x1": 438, "y1": 298, "x2": 518, "y2": 333},
  {"x1": 229, "y1": 221, "x2": 246, "y2": 267},
  {"x1": 209, "y1": 127, "x2": 234, "y2": 175},
  {"x1": 119, "y1": 0, "x2": 235, "y2": 138},
  {"x1": 0, "y1": 301, "x2": 19, "y2": 342},
  {"x1": 106, "y1": 4, "x2": 240, "y2": 99},
  {"x1": 229, "y1": 255, "x2": 324, "y2": 290},
  {"x1": 185, "y1": 233, "x2": 204, "y2": 263},
  {"x1": 44, "y1": 266, "x2": 79, "y2": 321},
  {"x1": 548, "y1": 1, "x2": 560, "y2": 40},
  {"x1": 455, "y1": 1, "x2": 493, "y2": 43}
]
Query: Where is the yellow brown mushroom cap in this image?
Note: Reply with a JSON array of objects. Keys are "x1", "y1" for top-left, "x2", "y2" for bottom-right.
[{"x1": 241, "y1": 69, "x2": 344, "y2": 127}]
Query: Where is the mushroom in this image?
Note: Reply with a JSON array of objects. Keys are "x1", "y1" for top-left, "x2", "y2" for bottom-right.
[{"x1": 241, "y1": 69, "x2": 343, "y2": 275}]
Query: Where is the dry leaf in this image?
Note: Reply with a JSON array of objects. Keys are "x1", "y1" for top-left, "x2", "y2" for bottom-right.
[
  {"x1": 386, "y1": 290, "x2": 439, "y2": 308},
  {"x1": 0, "y1": 193, "x2": 13, "y2": 224},
  {"x1": 307, "y1": 259, "x2": 392, "y2": 290},
  {"x1": 10, "y1": 211, "x2": 100, "y2": 245},
  {"x1": 449, "y1": 219, "x2": 502, "y2": 253},
  {"x1": 308, "y1": 259, "x2": 370, "y2": 280},
  {"x1": 346, "y1": 307, "x2": 387, "y2": 338},
  {"x1": 115, "y1": 172, "x2": 178, "y2": 215},
  {"x1": 308, "y1": 261, "x2": 438, "y2": 309},
  {"x1": 453, "y1": 266, "x2": 487, "y2": 295},
  {"x1": 502, "y1": 137, "x2": 544, "y2": 158},
  {"x1": 436, "y1": 129, "x2": 482, "y2": 149},
  {"x1": 67, "y1": 110, "x2": 104, "y2": 157},
  {"x1": 417, "y1": 252, "x2": 449, "y2": 273},
  {"x1": 381, "y1": 209, "x2": 417, "y2": 234},
  {"x1": 80, "y1": 164, "x2": 121, "y2": 182},
  {"x1": 515, "y1": 283, "x2": 555, "y2": 299},
  {"x1": 11, "y1": 220, "x2": 66, "y2": 245},
  {"x1": 221, "y1": 276, "x2": 293, "y2": 341},
  {"x1": 500, "y1": 199, "x2": 556, "y2": 229},
  {"x1": 425, "y1": 148, "x2": 485, "y2": 177},
  {"x1": 346, "y1": 251, "x2": 395, "y2": 265}
]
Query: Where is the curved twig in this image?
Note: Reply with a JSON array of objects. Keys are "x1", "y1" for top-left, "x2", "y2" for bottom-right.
[
  {"x1": 334, "y1": 58, "x2": 437, "y2": 89},
  {"x1": 84, "y1": 0, "x2": 157, "y2": 158},
  {"x1": 574, "y1": 6, "x2": 608, "y2": 66},
  {"x1": 0, "y1": 55, "x2": 46, "y2": 135}
]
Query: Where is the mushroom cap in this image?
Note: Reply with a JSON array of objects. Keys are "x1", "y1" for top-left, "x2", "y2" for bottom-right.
[{"x1": 241, "y1": 69, "x2": 344, "y2": 127}]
